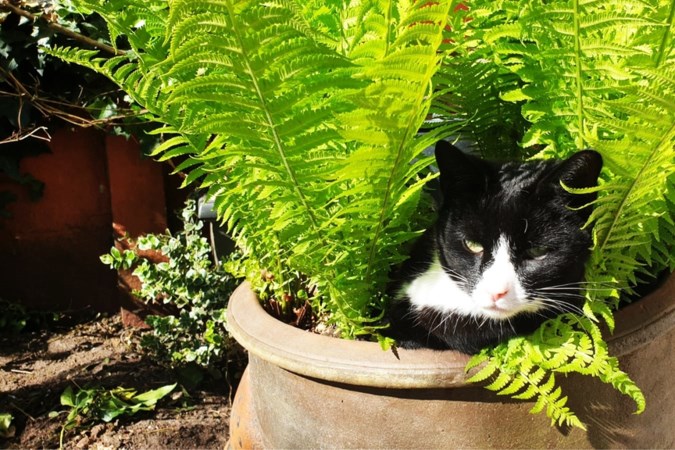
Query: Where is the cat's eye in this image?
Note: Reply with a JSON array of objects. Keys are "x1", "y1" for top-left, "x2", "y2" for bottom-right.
[
  {"x1": 463, "y1": 239, "x2": 484, "y2": 254},
  {"x1": 526, "y1": 246, "x2": 550, "y2": 260}
]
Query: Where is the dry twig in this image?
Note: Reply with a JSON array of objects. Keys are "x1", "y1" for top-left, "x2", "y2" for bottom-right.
[{"x1": 0, "y1": 0, "x2": 123, "y2": 56}]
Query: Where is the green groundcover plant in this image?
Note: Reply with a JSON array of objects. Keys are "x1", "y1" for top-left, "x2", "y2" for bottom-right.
[
  {"x1": 50, "y1": 0, "x2": 673, "y2": 429},
  {"x1": 52, "y1": 383, "x2": 176, "y2": 448},
  {"x1": 101, "y1": 199, "x2": 238, "y2": 373}
]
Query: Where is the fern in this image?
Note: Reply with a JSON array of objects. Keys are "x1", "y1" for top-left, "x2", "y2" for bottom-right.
[
  {"x1": 329, "y1": 1, "x2": 457, "y2": 333},
  {"x1": 49, "y1": 0, "x2": 461, "y2": 339},
  {"x1": 449, "y1": 0, "x2": 673, "y2": 429}
]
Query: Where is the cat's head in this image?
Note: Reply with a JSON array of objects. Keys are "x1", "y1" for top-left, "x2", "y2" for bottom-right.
[{"x1": 423, "y1": 141, "x2": 602, "y2": 321}]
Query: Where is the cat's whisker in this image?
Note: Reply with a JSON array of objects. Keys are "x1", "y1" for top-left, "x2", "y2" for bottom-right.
[
  {"x1": 539, "y1": 281, "x2": 615, "y2": 287},
  {"x1": 533, "y1": 297, "x2": 585, "y2": 313},
  {"x1": 403, "y1": 308, "x2": 421, "y2": 323},
  {"x1": 427, "y1": 309, "x2": 449, "y2": 336},
  {"x1": 530, "y1": 297, "x2": 586, "y2": 316},
  {"x1": 452, "y1": 314, "x2": 463, "y2": 336},
  {"x1": 439, "y1": 312, "x2": 459, "y2": 340},
  {"x1": 532, "y1": 295, "x2": 583, "y2": 309},
  {"x1": 532, "y1": 296, "x2": 586, "y2": 306},
  {"x1": 435, "y1": 268, "x2": 470, "y2": 284},
  {"x1": 531, "y1": 288, "x2": 619, "y2": 307},
  {"x1": 529, "y1": 308, "x2": 592, "y2": 334},
  {"x1": 536, "y1": 282, "x2": 626, "y2": 291},
  {"x1": 531, "y1": 289, "x2": 585, "y2": 297},
  {"x1": 477, "y1": 316, "x2": 490, "y2": 330},
  {"x1": 537, "y1": 287, "x2": 623, "y2": 294}
]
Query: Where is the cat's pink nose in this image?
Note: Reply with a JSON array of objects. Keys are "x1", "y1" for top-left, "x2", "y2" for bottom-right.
[{"x1": 491, "y1": 289, "x2": 509, "y2": 302}]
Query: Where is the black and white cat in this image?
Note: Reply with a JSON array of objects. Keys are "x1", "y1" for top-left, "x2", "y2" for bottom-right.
[{"x1": 386, "y1": 141, "x2": 603, "y2": 354}]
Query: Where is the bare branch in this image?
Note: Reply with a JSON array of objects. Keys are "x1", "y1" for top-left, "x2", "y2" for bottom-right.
[
  {"x1": 0, "y1": 0, "x2": 124, "y2": 56},
  {"x1": 1, "y1": 66, "x2": 148, "y2": 140},
  {"x1": 0, "y1": 126, "x2": 51, "y2": 145}
]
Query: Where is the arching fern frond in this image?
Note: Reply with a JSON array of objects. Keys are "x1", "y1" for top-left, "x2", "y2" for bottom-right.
[
  {"x1": 449, "y1": 0, "x2": 673, "y2": 429},
  {"x1": 324, "y1": 0, "x2": 459, "y2": 335},
  {"x1": 51, "y1": 0, "x2": 463, "y2": 339}
]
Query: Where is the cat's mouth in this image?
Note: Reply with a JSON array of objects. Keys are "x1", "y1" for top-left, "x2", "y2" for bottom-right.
[
  {"x1": 480, "y1": 303, "x2": 523, "y2": 320},
  {"x1": 480, "y1": 297, "x2": 543, "y2": 320}
]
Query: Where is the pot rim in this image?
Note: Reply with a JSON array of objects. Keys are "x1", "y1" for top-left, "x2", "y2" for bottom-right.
[{"x1": 226, "y1": 272, "x2": 675, "y2": 389}]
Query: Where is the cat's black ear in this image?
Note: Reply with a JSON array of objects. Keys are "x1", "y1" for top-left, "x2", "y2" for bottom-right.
[
  {"x1": 544, "y1": 150, "x2": 603, "y2": 210},
  {"x1": 557, "y1": 150, "x2": 603, "y2": 189},
  {"x1": 435, "y1": 141, "x2": 486, "y2": 198}
]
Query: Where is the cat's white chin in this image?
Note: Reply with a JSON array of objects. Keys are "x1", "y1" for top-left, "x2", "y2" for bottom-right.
[
  {"x1": 475, "y1": 294, "x2": 539, "y2": 320},
  {"x1": 478, "y1": 303, "x2": 532, "y2": 320}
]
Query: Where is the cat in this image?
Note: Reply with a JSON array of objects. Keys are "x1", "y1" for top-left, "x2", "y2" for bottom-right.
[{"x1": 385, "y1": 141, "x2": 603, "y2": 354}]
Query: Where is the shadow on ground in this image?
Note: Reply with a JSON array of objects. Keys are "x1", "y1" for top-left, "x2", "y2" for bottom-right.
[{"x1": 0, "y1": 314, "x2": 239, "y2": 449}]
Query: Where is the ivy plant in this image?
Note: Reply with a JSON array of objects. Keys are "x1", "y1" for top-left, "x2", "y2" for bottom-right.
[
  {"x1": 0, "y1": 0, "x2": 160, "y2": 217},
  {"x1": 101, "y1": 199, "x2": 239, "y2": 371},
  {"x1": 51, "y1": 0, "x2": 673, "y2": 430}
]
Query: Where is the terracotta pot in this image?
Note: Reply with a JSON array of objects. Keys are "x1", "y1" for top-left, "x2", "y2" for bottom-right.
[
  {"x1": 226, "y1": 273, "x2": 675, "y2": 449},
  {"x1": 0, "y1": 128, "x2": 172, "y2": 313}
]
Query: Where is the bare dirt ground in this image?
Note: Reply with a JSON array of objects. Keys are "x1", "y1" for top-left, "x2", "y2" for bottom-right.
[{"x1": 0, "y1": 313, "x2": 237, "y2": 449}]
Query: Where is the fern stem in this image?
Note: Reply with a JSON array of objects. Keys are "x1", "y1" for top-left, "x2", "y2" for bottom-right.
[
  {"x1": 223, "y1": 0, "x2": 321, "y2": 233},
  {"x1": 339, "y1": 3, "x2": 349, "y2": 56},
  {"x1": 384, "y1": 0, "x2": 393, "y2": 56},
  {"x1": 654, "y1": 0, "x2": 675, "y2": 68},
  {"x1": 572, "y1": 0, "x2": 586, "y2": 149},
  {"x1": 595, "y1": 122, "x2": 675, "y2": 258}
]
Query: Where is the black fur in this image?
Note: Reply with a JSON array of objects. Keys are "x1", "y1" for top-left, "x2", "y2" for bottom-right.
[{"x1": 385, "y1": 141, "x2": 603, "y2": 354}]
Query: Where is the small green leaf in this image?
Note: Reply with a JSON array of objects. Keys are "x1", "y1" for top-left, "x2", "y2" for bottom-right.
[
  {"x1": 485, "y1": 372, "x2": 512, "y2": 391},
  {"x1": 0, "y1": 412, "x2": 13, "y2": 436},
  {"x1": 132, "y1": 383, "x2": 177, "y2": 405},
  {"x1": 500, "y1": 88, "x2": 532, "y2": 102},
  {"x1": 529, "y1": 396, "x2": 546, "y2": 414},
  {"x1": 467, "y1": 360, "x2": 500, "y2": 383},
  {"x1": 496, "y1": 376, "x2": 527, "y2": 396},
  {"x1": 60, "y1": 386, "x2": 76, "y2": 407},
  {"x1": 465, "y1": 351, "x2": 490, "y2": 372},
  {"x1": 378, "y1": 335, "x2": 396, "y2": 351}
]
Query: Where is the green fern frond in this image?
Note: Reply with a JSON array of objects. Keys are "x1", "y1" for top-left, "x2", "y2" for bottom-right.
[
  {"x1": 600, "y1": 356, "x2": 647, "y2": 414},
  {"x1": 52, "y1": 0, "x2": 468, "y2": 337},
  {"x1": 447, "y1": 0, "x2": 672, "y2": 429},
  {"x1": 504, "y1": 362, "x2": 584, "y2": 429}
]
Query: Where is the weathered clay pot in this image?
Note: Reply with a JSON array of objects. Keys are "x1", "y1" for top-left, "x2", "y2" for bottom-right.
[{"x1": 226, "y1": 273, "x2": 675, "y2": 449}]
